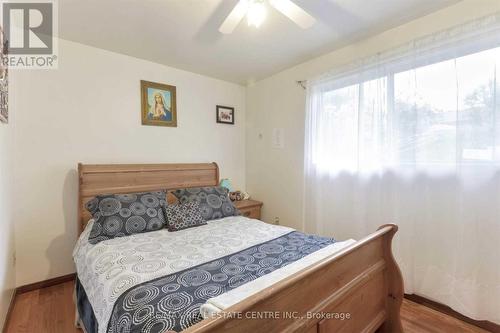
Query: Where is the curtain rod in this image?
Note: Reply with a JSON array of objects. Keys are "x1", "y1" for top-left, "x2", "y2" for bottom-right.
[{"x1": 296, "y1": 80, "x2": 307, "y2": 90}]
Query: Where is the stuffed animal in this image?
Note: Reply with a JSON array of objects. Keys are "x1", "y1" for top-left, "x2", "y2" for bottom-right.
[
  {"x1": 220, "y1": 179, "x2": 250, "y2": 201},
  {"x1": 229, "y1": 190, "x2": 250, "y2": 201},
  {"x1": 229, "y1": 191, "x2": 243, "y2": 201}
]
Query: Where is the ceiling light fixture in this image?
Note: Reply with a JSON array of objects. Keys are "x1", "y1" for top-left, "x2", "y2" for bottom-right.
[
  {"x1": 219, "y1": 0, "x2": 315, "y2": 34},
  {"x1": 247, "y1": 0, "x2": 267, "y2": 28}
]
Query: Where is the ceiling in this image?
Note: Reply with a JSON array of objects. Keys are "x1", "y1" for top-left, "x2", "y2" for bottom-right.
[{"x1": 59, "y1": 0, "x2": 458, "y2": 85}]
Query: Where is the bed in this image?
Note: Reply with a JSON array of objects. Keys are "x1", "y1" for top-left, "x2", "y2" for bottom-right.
[{"x1": 75, "y1": 162, "x2": 404, "y2": 333}]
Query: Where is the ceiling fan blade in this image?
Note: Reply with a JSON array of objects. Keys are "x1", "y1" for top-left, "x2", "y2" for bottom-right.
[
  {"x1": 219, "y1": 0, "x2": 248, "y2": 34},
  {"x1": 269, "y1": 0, "x2": 315, "y2": 29}
]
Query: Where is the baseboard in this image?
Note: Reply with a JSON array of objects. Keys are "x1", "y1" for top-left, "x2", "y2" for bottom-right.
[
  {"x1": 16, "y1": 273, "x2": 76, "y2": 295},
  {"x1": 2, "y1": 288, "x2": 17, "y2": 333},
  {"x1": 405, "y1": 293, "x2": 500, "y2": 333}
]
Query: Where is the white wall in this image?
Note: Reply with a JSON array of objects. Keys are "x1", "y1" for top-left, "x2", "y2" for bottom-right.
[
  {"x1": 0, "y1": 120, "x2": 15, "y2": 327},
  {"x1": 246, "y1": 0, "x2": 500, "y2": 230},
  {"x1": 10, "y1": 39, "x2": 246, "y2": 286},
  {"x1": 9, "y1": 0, "x2": 500, "y2": 289}
]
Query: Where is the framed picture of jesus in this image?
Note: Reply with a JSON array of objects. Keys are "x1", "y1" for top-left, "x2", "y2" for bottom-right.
[{"x1": 141, "y1": 80, "x2": 177, "y2": 127}]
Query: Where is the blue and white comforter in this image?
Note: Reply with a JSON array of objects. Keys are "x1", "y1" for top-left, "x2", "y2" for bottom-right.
[{"x1": 73, "y1": 217, "x2": 349, "y2": 333}]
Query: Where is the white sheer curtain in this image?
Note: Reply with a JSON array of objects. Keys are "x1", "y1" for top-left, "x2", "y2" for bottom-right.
[{"x1": 304, "y1": 13, "x2": 500, "y2": 323}]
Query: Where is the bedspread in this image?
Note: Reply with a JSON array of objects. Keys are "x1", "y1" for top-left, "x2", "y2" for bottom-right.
[
  {"x1": 105, "y1": 231, "x2": 336, "y2": 332},
  {"x1": 73, "y1": 216, "x2": 295, "y2": 333}
]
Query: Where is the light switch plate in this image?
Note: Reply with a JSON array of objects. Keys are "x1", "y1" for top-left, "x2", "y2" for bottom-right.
[{"x1": 272, "y1": 128, "x2": 285, "y2": 149}]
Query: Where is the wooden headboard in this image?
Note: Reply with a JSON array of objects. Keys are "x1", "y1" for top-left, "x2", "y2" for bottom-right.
[{"x1": 77, "y1": 162, "x2": 219, "y2": 234}]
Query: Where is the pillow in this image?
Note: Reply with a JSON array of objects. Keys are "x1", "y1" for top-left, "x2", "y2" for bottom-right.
[
  {"x1": 166, "y1": 191, "x2": 179, "y2": 205},
  {"x1": 85, "y1": 190, "x2": 167, "y2": 244},
  {"x1": 171, "y1": 186, "x2": 239, "y2": 221},
  {"x1": 164, "y1": 201, "x2": 206, "y2": 231}
]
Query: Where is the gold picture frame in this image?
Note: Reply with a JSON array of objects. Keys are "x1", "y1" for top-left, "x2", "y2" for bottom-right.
[{"x1": 141, "y1": 80, "x2": 177, "y2": 127}]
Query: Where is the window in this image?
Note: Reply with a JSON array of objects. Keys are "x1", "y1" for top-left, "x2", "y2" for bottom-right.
[
  {"x1": 304, "y1": 15, "x2": 500, "y2": 325},
  {"x1": 310, "y1": 46, "x2": 500, "y2": 173}
]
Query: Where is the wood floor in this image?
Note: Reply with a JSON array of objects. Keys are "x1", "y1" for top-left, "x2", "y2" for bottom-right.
[{"x1": 4, "y1": 281, "x2": 490, "y2": 333}]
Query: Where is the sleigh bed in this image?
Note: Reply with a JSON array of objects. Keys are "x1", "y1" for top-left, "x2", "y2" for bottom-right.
[{"x1": 75, "y1": 162, "x2": 404, "y2": 333}]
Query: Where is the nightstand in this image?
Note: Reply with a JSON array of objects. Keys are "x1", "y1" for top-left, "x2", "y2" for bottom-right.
[{"x1": 234, "y1": 199, "x2": 263, "y2": 219}]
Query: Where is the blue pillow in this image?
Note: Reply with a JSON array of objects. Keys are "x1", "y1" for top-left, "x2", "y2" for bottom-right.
[
  {"x1": 171, "y1": 186, "x2": 239, "y2": 221},
  {"x1": 85, "y1": 190, "x2": 167, "y2": 244},
  {"x1": 165, "y1": 201, "x2": 207, "y2": 231}
]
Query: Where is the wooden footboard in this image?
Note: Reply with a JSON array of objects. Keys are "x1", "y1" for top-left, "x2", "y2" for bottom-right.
[{"x1": 184, "y1": 224, "x2": 403, "y2": 333}]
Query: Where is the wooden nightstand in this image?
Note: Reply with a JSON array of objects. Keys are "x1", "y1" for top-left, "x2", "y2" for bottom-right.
[{"x1": 234, "y1": 199, "x2": 263, "y2": 219}]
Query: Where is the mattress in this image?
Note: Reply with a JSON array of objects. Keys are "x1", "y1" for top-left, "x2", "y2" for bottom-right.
[{"x1": 73, "y1": 216, "x2": 354, "y2": 332}]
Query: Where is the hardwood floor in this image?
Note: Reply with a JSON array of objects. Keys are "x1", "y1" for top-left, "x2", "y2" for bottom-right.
[
  {"x1": 4, "y1": 281, "x2": 490, "y2": 333},
  {"x1": 5, "y1": 282, "x2": 79, "y2": 333},
  {"x1": 400, "y1": 298, "x2": 489, "y2": 333}
]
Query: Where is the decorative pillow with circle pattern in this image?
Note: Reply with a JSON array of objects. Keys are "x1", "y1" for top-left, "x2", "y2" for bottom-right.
[
  {"x1": 85, "y1": 190, "x2": 167, "y2": 244},
  {"x1": 171, "y1": 186, "x2": 240, "y2": 221},
  {"x1": 164, "y1": 201, "x2": 207, "y2": 231}
]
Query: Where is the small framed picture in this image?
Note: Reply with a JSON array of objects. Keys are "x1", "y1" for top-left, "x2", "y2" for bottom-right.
[
  {"x1": 141, "y1": 80, "x2": 177, "y2": 127},
  {"x1": 216, "y1": 105, "x2": 234, "y2": 125}
]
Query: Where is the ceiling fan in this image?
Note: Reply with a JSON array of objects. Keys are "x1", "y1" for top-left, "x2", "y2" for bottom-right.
[{"x1": 219, "y1": 0, "x2": 316, "y2": 34}]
